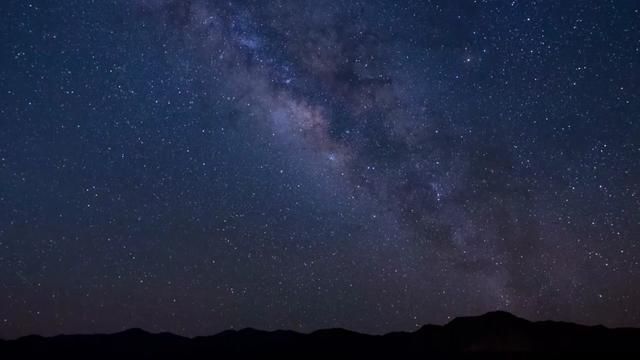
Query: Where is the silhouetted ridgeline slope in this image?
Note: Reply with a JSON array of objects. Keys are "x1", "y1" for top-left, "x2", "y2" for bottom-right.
[{"x1": 1, "y1": 312, "x2": 639, "y2": 357}]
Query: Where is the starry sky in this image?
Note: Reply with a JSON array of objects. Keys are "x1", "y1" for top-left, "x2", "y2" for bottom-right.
[{"x1": 1, "y1": 0, "x2": 639, "y2": 338}]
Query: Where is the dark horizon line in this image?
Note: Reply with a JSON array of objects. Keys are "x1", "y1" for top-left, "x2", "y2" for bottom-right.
[{"x1": 4, "y1": 310, "x2": 639, "y2": 341}]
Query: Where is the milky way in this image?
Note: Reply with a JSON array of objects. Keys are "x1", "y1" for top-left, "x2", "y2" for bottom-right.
[{"x1": 0, "y1": 0, "x2": 639, "y2": 337}]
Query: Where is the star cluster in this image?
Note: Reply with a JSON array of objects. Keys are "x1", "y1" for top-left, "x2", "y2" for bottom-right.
[{"x1": 0, "y1": 0, "x2": 639, "y2": 338}]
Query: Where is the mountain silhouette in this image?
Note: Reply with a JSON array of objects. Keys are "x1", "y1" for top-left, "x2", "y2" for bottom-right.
[{"x1": 1, "y1": 311, "x2": 638, "y2": 357}]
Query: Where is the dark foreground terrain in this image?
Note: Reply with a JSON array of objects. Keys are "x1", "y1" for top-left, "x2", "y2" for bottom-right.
[{"x1": 1, "y1": 311, "x2": 639, "y2": 357}]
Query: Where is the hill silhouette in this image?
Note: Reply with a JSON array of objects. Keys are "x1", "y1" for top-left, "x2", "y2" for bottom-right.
[{"x1": 1, "y1": 311, "x2": 638, "y2": 357}]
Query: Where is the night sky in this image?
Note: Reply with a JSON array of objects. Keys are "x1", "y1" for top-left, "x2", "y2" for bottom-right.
[{"x1": 1, "y1": 0, "x2": 639, "y2": 338}]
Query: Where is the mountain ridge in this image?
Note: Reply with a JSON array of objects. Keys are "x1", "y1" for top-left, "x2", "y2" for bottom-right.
[{"x1": 2, "y1": 311, "x2": 639, "y2": 355}]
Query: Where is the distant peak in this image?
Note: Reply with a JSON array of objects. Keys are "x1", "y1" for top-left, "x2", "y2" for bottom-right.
[
  {"x1": 214, "y1": 328, "x2": 266, "y2": 337},
  {"x1": 117, "y1": 328, "x2": 150, "y2": 336},
  {"x1": 482, "y1": 311, "x2": 522, "y2": 319},
  {"x1": 311, "y1": 328, "x2": 362, "y2": 337},
  {"x1": 446, "y1": 311, "x2": 529, "y2": 328}
]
